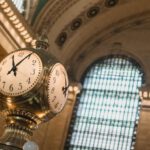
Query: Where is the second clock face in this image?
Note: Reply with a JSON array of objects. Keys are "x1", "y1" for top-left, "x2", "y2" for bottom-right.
[
  {"x1": 48, "y1": 63, "x2": 69, "y2": 114},
  {"x1": 0, "y1": 50, "x2": 43, "y2": 96}
]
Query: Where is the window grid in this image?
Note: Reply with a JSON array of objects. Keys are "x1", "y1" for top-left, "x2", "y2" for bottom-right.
[{"x1": 65, "y1": 56, "x2": 144, "y2": 150}]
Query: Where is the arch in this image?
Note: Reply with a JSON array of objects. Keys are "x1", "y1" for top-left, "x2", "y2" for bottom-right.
[
  {"x1": 75, "y1": 50, "x2": 147, "y2": 83},
  {"x1": 81, "y1": 54, "x2": 145, "y2": 82},
  {"x1": 65, "y1": 55, "x2": 145, "y2": 150}
]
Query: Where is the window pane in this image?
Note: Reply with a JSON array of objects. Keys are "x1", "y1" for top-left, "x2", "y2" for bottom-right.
[
  {"x1": 12, "y1": 0, "x2": 24, "y2": 13},
  {"x1": 65, "y1": 55, "x2": 144, "y2": 150}
]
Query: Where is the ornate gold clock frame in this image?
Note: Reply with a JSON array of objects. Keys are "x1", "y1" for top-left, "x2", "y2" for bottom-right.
[{"x1": 0, "y1": 36, "x2": 69, "y2": 150}]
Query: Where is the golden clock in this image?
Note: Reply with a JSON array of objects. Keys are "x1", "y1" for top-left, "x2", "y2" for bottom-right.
[
  {"x1": 48, "y1": 63, "x2": 69, "y2": 113},
  {"x1": 0, "y1": 50, "x2": 43, "y2": 96}
]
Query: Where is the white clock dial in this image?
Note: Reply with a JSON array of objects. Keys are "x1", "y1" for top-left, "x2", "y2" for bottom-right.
[
  {"x1": 0, "y1": 50, "x2": 43, "y2": 96},
  {"x1": 48, "y1": 63, "x2": 69, "y2": 113}
]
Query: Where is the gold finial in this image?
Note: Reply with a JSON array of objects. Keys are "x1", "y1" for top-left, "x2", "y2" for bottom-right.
[{"x1": 36, "y1": 33, "x2": 49, "y2": 50}]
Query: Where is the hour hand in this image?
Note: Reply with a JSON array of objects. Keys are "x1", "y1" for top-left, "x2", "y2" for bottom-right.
[
  {"x1": 12, "y1": 55, "x2": 15, "y2": 67},
  {"x1": 62, "y1": 71, "x2": 69, "y2": 97},
  {"x1": 7, "y1": 55, "x2": 17, "y2": 76},
  {"x1": 62, "y1": 85, "x2": 69, "y2": 97},
  {"x1": 12, "y1": 55, "x2": 17, "y2": 76}
]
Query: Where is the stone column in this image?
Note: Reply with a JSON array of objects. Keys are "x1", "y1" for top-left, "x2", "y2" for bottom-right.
[{"x1": 135, "y1": 84, "x2": 150, "y2": 150}]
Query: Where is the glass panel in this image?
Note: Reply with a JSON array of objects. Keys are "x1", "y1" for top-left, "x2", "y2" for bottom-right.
[
  {"x1": 12, "y1": 0, "x2": 25, "y2": 13},
  {"x1": 65, "y1": 55, "x2": 144, "y2": 150}
]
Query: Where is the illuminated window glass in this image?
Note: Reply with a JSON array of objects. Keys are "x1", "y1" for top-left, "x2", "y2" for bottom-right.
[
  {"x1": 12, "y1": 0, "x2": 24, "y2": 13},
  {"x1": 65, "y1": 55, "x2": 144, "y2": 150}
]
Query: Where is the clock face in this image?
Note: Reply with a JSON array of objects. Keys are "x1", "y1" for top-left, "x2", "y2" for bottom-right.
[
  {"x1": 0, "y1": 50, "x2": 43, "y2": 96},
  {"x1": 48, "y1": 63, "x2": 69, "y2": 113}
]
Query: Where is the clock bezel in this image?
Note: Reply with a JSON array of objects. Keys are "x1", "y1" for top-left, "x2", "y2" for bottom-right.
[
  {"x1": 47, "y1": 63, "x2": 69, "y2": 114},
  {"x1": 0, "y1": 49, "x2": 44, "y2": 97}
]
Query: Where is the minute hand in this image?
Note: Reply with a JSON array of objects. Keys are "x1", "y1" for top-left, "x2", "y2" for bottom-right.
[{"x1": 15, "y1": 52, "x2": 34, "y2": 67}]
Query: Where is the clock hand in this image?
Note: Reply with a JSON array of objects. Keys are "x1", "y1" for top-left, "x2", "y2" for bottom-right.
[
  {"x1": 62, "y1": 85, "x2": 69, "y2": 97},
  {"x1": 7, "y1": 55, "x2": 17, "y2": 76},
  {"x1": 12, "y1": 55, "x2": 15, "y2": 67},
  {"x1": 62, "y1": 71, "x2": 69, "y2": 97},
  {"x1": 15, "y1": 52, "x2": 34, "y2": 67},
  {"x1": 12, "y1": 55, "x2": 17, "y2": 76},
  {"x1": 7, "y1": 52, "x2": 33, "y2": 76}
]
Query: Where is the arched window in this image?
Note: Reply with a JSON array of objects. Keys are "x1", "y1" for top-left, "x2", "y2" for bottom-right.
[{"x1": 65, "y1": 55, "x2": 144, "y2": 150}]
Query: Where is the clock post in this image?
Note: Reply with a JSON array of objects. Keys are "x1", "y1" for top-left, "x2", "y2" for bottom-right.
[{"x1": 0, "y1": 35, "x2": 69, "y2": 150}]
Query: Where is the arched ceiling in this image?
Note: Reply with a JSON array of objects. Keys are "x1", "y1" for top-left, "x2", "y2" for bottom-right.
[{"x1": 32, "y1": 0, "x2": 150, "y2": 82}]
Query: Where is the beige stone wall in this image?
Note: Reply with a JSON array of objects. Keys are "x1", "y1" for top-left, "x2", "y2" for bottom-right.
[
  {"x1": 32, "y1": 101, "x2": 75, "y2": 150},
  {"x1": 135, "y1": 109, "x2": 150, "y2": 150},
  {"x1": 31, "y1": 84, "x2": 79, "y2": 150}
]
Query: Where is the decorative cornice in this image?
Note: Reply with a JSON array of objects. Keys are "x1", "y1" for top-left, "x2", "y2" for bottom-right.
[
  {"x1": 66, "y1": 11, "x2": 150, "y2": 81},
  {"x1": 139, "y1": 84, "x2": 150, "y2": 110},
  {"x1": 34, "y1": 0, "x2": 132, "y2": 34},
  {"x1": 71, "y1": 12, "x2": 150, "y2": 62},
  {"x1": 54, "y1": 0, "x2": 121, "y2": 48},
  {"x1": 67, "y1": 82, "x2": 82, "y2": 103},
  {"x1": 54, "y1": 0, "x2": 149, "y2": 48},
  {"x1": 34, "y1": 0, "x2": 135, "y2": 48},
  {"x1": 0, "y1": 0, "x2": 36, "y2": 48},
  {"x1": 34, "y1": 0, "x2": 81, "y2": 33}
]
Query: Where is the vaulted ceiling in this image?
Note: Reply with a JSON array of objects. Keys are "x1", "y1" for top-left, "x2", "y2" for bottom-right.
[{"x1": 31, "y1": 0, "x2": 150, "y2": 82}]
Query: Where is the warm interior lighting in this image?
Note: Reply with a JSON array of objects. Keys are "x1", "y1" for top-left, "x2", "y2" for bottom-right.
[
  {"x1": 23, "y1": 34, "x2": 30, "y2": 39},
  {"x1": 20, "y1": 30, "x2": 28, "y2": 36},
  {"x1": 68, "y1": 86, "x2": 73, "y2": 92},
  {"x1": 6, "y1": 97, "x2": 15, "y2": 109},
  {"x1": 7, "y1": 10, "x2": 14, "y2": 16},
  {"x1": 3, "y1": 7, "x2": 11, "y2": 13},
  {"x1": 0, "y1": 12, "x2": 24, "y2": 51},
  {"x1": 31, "y1": 39, "x2": 37, "y2": 46},
  {"x1": 6, "y1": 97, "x2": 12, "y2": 103},
  {"x1": 142, "y1": 100, "x2": 150, "y2": 106},
  {"x1": 1, "y1": 2, "x2": 8, "y2": 8},
  {"x1": 0, "y1": 0, "x2": 5, "y2": 5},
  {"x1": 0, "y1": 1, "x2": 35, "y2": 45},
  {"x1": 67, "y1": 84, "x2": 81, "y2": 102},
  {"x1": 25, "y1": 37, "x2": 33, "y2": 43},
  {"x1": 139, "y1": 84, "x2": 150, "y2": 100},
  {"x1": 9, "y1": 15, "x2": 17, "y2": 21},
  {"x1": 143, "y1": 91, "x2": 148, "y2": 98},
  {"x1": 18, "y1": 26, "x2": 25, "y2": 31},
  {"x1": 67, "y1": 93, "x2": 74, "y2": 100},
  {"x1": 68, "y1": 83, "x2": 82, "y2": 95},
  {"x1": 73, "y1": 86, "x2": 80, "y2": 94},
  {"x1": 12, "y1": 19, "x2": 19, "y2": 24},
  {"x1": 7, "y1": 102, "x2": 15, "y2": 109},
  {"x1": 37, "y1": 112, "x2": 46, "y2": 118},
  {"x1": 15, "y1": 22, "x2": 23, "y2": 28},
  {"x1": 10, "y1": 120, "x2": 15, "y2": 124}
]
